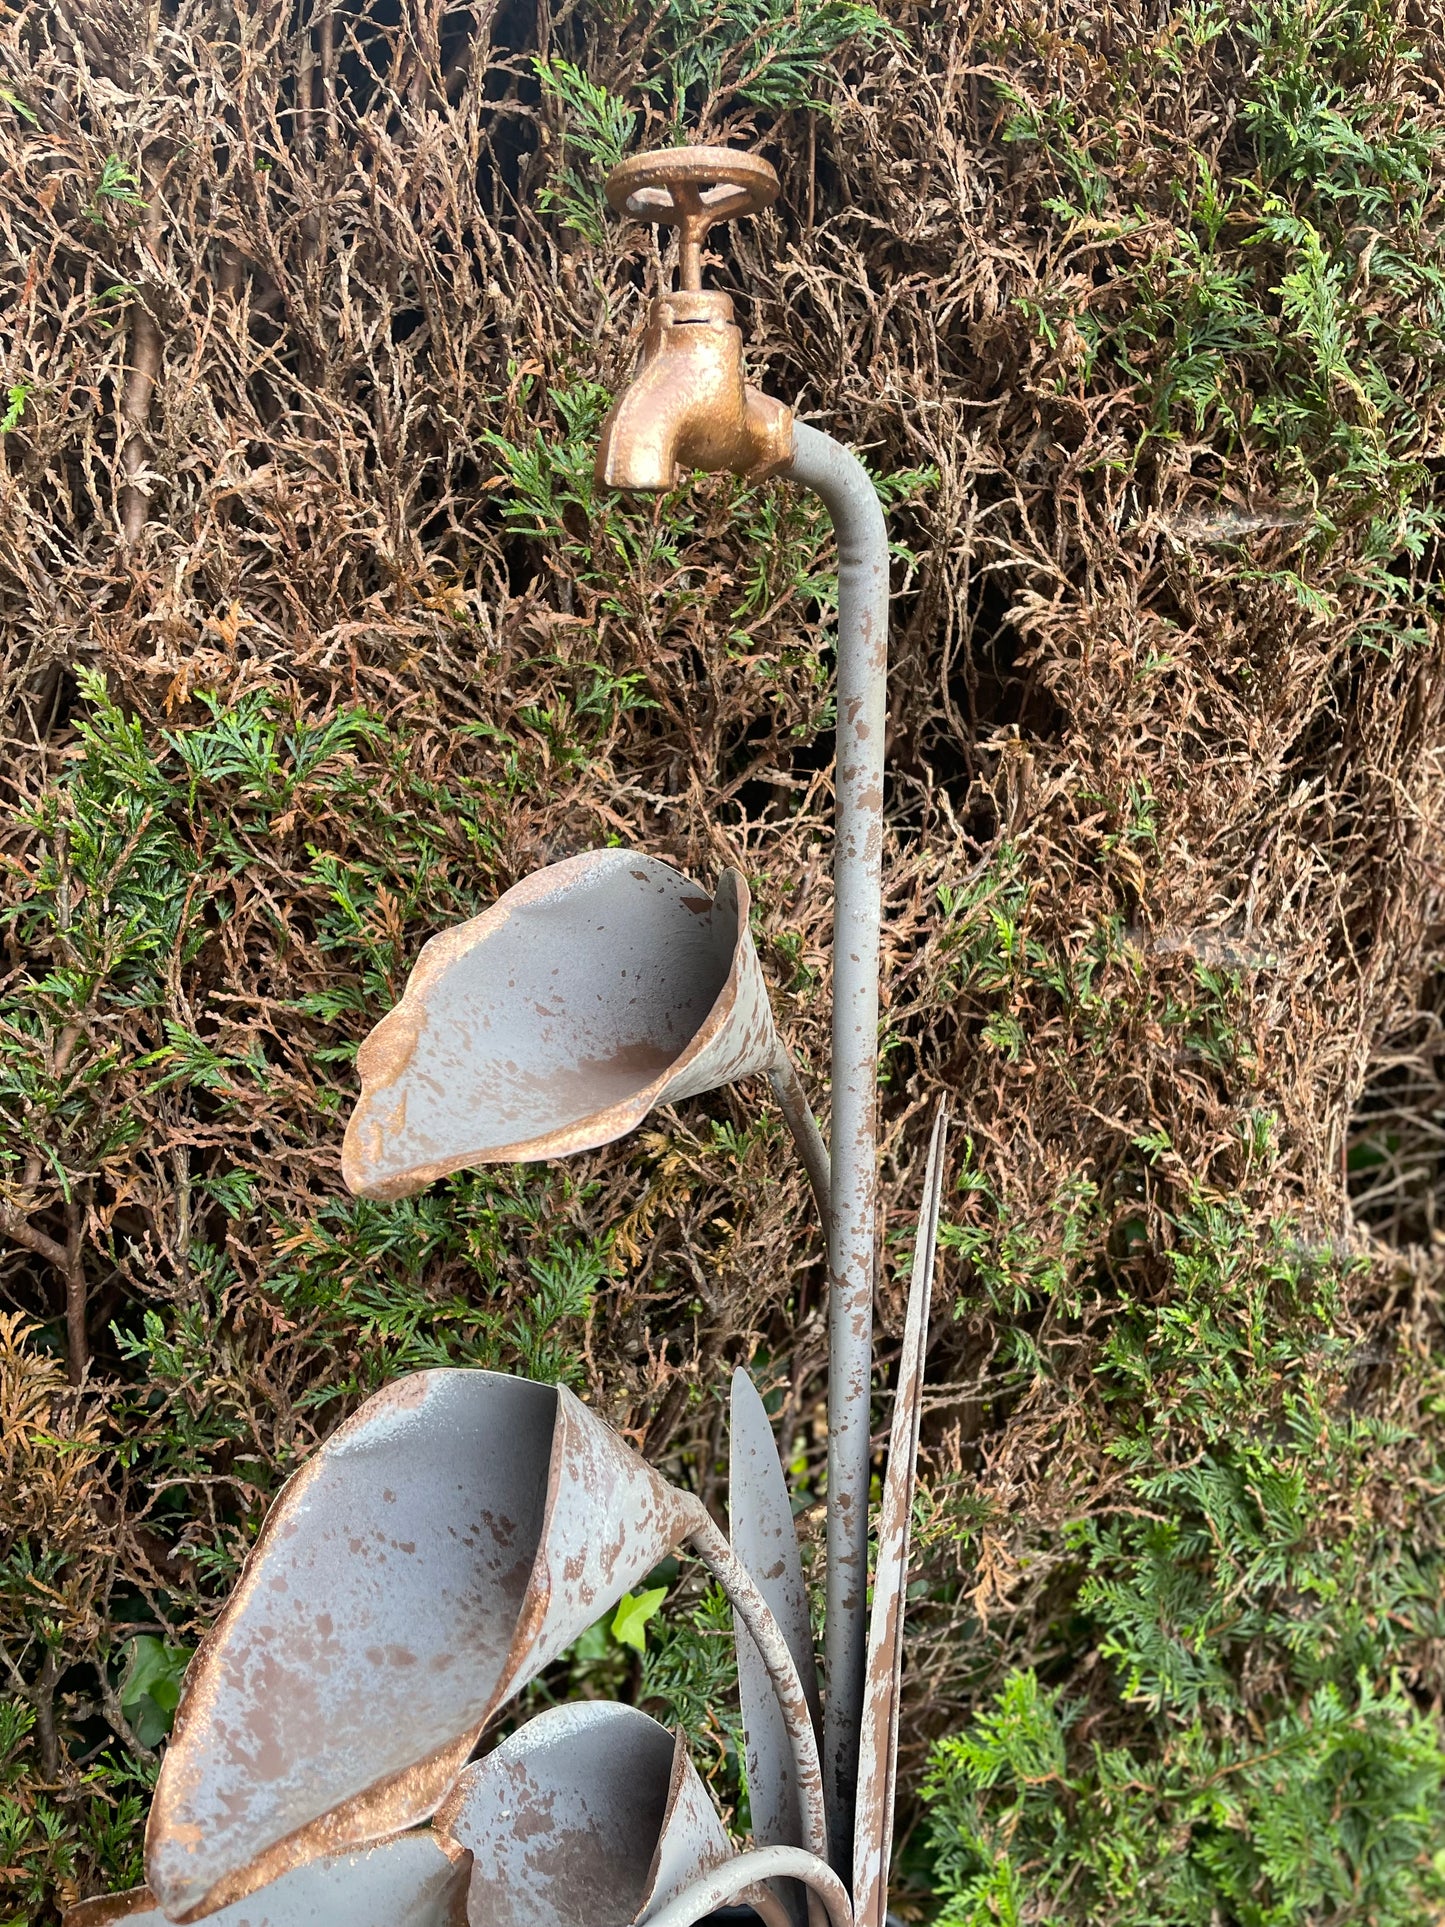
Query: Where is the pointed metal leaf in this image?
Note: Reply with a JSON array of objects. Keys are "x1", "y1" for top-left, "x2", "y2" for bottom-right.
[
  {"x1": 66, "y1": 1833, "x2": 469, "y2": 1927},
  {"x1": 728, "y1": 1366, "x2": 819, "y2": 1911},
  {"x1": 147, "y1": 1371, "x2": 701, "y2": 1923},
  {"x1": 850, "y1": 1106, "x2": 948, "y2": 1927},
  {"x1": 343, "y1": 853, "x2": 783, "y2": 1200},
  {"x1": 434, "y1": 1703, "x2": 730, "y2": 1927}
]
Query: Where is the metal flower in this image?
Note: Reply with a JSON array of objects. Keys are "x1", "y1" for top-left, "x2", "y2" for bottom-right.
[
  {"x1": 66, "y1": 1833, "x2": 469, "y2": 1927},
  {"x1": 434, "y1": 1700, "x2": 758, "y2": 1927},
  {"x1": 342, "y1": 851, "x2": 783, "y2": 1200},
  {"x1": 146, "y1": 1370, "x2": 704, "y2": 1923}
]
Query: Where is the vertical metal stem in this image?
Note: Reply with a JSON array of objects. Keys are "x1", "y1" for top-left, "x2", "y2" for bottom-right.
[
  {"x1": 781, "y1": 422, "x2": 890, "y2": 1868},
  {"x1": 770, "y1": 1050, "x2": 832, "y2": 1230}
]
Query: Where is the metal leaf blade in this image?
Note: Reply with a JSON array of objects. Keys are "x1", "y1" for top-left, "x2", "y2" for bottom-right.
[
  {"x1": 66, "y1": 1832, "x2": 469, "y2": 1927},
  {"x1": 850, "y1": 1105, "x2": 949, "y2": 1927},
  {"x1": 728, "y1": 1366, "x2": 820, "y2": 1902},
  {"x1": 343, "y1": 853, "x2": 783, "y2": 1200},
  {"x1": 146, "y1": 1371, "x2": 700, "y2": 1923}
]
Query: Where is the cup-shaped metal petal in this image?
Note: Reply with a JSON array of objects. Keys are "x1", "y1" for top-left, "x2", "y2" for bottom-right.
[
  {"x1": 435, "y1": 1702, "x2": 731, "y2": 1927},
  {"x1": 66, "y1": 1833, "x2": 469, "y2": 1927},
  {"x1": 146, "y1": 1370, "x2": 702, "y2": 1924},
  {"x1": 342, "y1": 852, "x2": 783, "y2": 1200}
]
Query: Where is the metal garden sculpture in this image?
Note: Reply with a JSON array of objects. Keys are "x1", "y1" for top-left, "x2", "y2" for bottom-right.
[{"x1": 72, "y1": 148, "x2": 947, "y2": 1927}]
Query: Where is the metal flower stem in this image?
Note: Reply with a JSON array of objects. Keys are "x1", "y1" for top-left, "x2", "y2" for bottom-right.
[
  {"x1": 639, "y1": 1846, "x2": 854, "y2": 1927},
  {"x1": 769, "y1": 1051, "x2": 832, "y2": 1224},
  {"x1": 781, "y1": 422, "x2": 890, "y2": 1862},
  {"x1": 686, "y1": 1509, "x2": 829, "y2": 1866}
]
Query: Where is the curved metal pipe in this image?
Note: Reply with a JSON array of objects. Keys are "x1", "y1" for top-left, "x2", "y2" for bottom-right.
[
  {"x1": 638, "y1": 1845, "x2": 854, "y2": 1927},
  {"x1": 685, "y1": 1510, "x2": 829, "y2": 1871},
  {"x1": 781, "y1": 422, "x2": 890, "y2": 1867}
]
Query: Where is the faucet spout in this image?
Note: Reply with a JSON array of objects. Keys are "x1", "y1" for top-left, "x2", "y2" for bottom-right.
[{"x1": 595, "y1": 292, "x2": 793, "y2": 492}]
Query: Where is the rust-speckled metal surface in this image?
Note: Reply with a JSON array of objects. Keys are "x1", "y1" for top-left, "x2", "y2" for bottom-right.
[
  {"x1": 66, "y1": 1832, "x2": 470, "y2": 1927},
  {"x1": 145, "y1": 1370, "x2": 701, "y2": 1923},
  {"x1": 781, "y1": 424, "x2": 892, "y2": 1863},
  {"x1": 342, "y1": 852, "x2": 784, "y2": 1201},
  {"x1": 594, "y1": 292, "x2": 793, "y2": 492},
  {"x1": 851, "y1": 1108, "x2": 949, "y2": 1927},
  {"x1": 595, "y1": 144, "x2": 790, "y2": 488},
  {"x1": 435, "y1": 1702, "x2": 730, "y2": 1927},
  {"x1": 729, "y1": 1367, "x2": 821, "y2": 1923},
  {"x1": 603, "y1": 148, "x2": 778, "y2": 294},
  {"x1": 685, "y1": 1513, "x2": 827, "y2": 1878}
]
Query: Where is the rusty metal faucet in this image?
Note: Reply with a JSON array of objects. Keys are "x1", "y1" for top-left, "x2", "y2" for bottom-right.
[{"x1": 594, "y1": 149, "x2": 794, "y2": 491}]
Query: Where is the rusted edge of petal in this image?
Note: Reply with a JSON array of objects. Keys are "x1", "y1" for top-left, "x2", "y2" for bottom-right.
[
  {"x1": 656, "y1": 867, "x2": 785, "y2": 1096},
  {"x1": 488, "y1": 1382, "x2": 700, "y2": 1713},
  {"x1": 342, "y1": 854, "x2": 778, "y2": 1200},
  {"x1": 73, "y1": 1833, "x2": 471, "y2": 1927},
  {"x1": 65, "y1": 1891, "x2": 157, "y2": 1927},
  {"x1": 635, "y1": 1726, "x2": 734, "y2": 1919},
  {"x1": 157, "y1": 1736, "x2": 477, "y2": 1923}
]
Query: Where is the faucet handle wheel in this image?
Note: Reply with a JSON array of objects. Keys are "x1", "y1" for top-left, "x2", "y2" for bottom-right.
[{"x1": 603, "y1": 146, "x2": 779, "y2": 293}]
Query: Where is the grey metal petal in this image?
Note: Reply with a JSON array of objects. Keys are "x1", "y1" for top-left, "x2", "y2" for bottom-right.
[
  {"x1": 342, "y1": 852, "x2": 784, "y2": 1200},
  {"x1": 850, "y1": 1106, "x2": 949, "y2": 1927},
  {"x1": 728, "y1": 1367, "x2": 820, "y2": 1924},
  {"x1": 66, "y1": 1832, "x2": 469, "y2": 1927},
  {"x1": 146, "y1": 1371, "x2": 704, "y2": 1924},
  {"x1": 433, "y1": 1702, "x2": 729, "y2": 1927},
  {"x1": 640, "y1": 1724, "x2": 734, "y2": 1918}
]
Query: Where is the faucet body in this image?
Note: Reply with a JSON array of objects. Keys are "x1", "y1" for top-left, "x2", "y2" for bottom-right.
[{"x1": 595, "y1": 292, "x2": 793, "y2": 491}]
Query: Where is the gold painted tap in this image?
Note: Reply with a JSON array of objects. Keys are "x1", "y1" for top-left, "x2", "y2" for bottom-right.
[{"x1": 594, "y1": 147, "x2": 793, "y2": 492}]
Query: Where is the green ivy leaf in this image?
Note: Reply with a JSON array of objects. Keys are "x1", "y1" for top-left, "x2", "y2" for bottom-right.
[
  {"x1": 120, "y1": 1635, "x2": 193, "y2": 1748},
  {"x1": 611, "y1": 1586, "x2": 667, "y2": 1654}
]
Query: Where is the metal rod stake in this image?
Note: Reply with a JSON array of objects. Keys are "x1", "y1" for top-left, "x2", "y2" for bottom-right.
[{"x1": 781, "y1": 423, "x2": 890, "y2": 1869}]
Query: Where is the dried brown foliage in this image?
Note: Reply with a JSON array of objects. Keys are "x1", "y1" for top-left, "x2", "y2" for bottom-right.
[{"x1": 2, "y1": 0, "x2": 1444, "y2": 1917}]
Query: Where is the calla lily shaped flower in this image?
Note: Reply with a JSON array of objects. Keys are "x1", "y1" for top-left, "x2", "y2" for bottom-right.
[
  {"x1": 434, "y1": 1701, "x2": 739, "y2": 1927},
  {"x1": 146, "y1": 1370, "x2": 703, "y2": 1924},
  {"x1": 66, "y1": 1833, "x2": 469, "y2": 1927},
  {"x1": 342, "y1": 851, "x2": 783, "y2": 1200}
]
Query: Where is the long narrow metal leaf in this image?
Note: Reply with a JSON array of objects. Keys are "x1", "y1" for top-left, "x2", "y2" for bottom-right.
[
  {"x1": 851, "y1": 1104, "x2": 949, "y2": 1927},
  {"x1": 729, "y1": 1367, "x2": 821, "y2": 1920}
]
